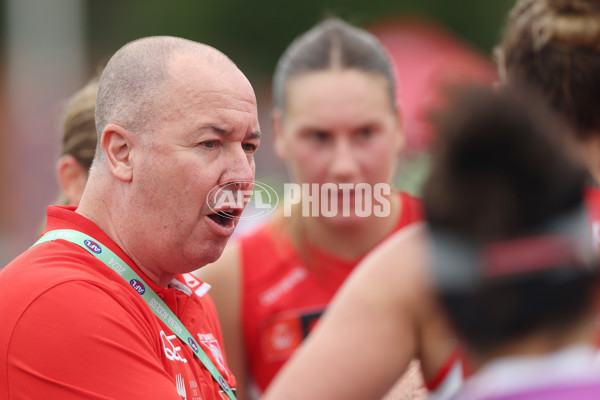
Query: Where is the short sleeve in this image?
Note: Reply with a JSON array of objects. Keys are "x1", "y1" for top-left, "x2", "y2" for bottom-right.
[{"x1": 6, "y1": 280, "x2": 181, "y2": 399}]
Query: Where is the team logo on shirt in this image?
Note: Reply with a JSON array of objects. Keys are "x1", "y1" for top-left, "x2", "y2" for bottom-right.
[
  {"x1": 161, "y1": 330, "x2": 187, "y2": 363},
  {"x1": 261, "y1": 308, "x2": 324, "y2": 360},
  {"x1": 84, "y1": 239, "x2": 102, "y2": 254},
  {"x1": 129, "y1": 279, "x2": 146, "y2": 295},
  {"x1": 198, "y1": 333, "x2": 229, "y2": 380}
]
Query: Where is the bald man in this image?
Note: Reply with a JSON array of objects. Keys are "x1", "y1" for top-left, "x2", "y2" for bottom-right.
[{"x1": 0, "y1": 36, "x2": 260, "y2": 400}]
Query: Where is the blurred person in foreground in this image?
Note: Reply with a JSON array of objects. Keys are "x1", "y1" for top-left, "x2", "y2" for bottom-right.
[
  {"x1": 193, "y1": 18, "x2": 425, "y2": 399},
  {"x1": 0, "y1": 35, "x2": 261, "y2": 399},
  {"x1": 429, "y1": 87, "x2": 600, "y2": 400},
  {"x1": 496, "y1": 0, "x2": 600, "y2": 246}
]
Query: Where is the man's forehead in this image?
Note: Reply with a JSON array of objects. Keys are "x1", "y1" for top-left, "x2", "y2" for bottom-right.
[
  {"x1": 199, "y1": 125, "x2": 262, "y2": 139},
  {"x1": 167, "y1": 52, "x2": 254, "y2": 97},
  {"x1": 168, "y1": 49, "x2": 237, "y2": 76}
]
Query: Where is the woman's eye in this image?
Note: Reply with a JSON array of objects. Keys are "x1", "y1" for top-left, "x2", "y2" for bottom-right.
[
  {"x1": 357, "y1": 126, "x2": 374, "y2": 138},
  {"x1": 310, "y1": 131, "x2": 330, "y2": 143}
]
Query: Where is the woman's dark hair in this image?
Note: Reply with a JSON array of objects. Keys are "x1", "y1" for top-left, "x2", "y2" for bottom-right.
[
  {"x1": 496, "y1": 0, "x2": 600, "y2": 139},
  {"x1": 423, "y1": 85, "x2": 596, "y2": 354},
  {"x1": 273, "y1": 18, "x2": 396, "y2": 115}
]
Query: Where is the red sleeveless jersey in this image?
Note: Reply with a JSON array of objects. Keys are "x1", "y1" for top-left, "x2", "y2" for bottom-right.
[{"x1": 238, "y1": 192, "x2": 422, "y2": 393}]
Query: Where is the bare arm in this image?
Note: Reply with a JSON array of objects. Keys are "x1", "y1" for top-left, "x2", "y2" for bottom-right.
[
  {"x1": 193, "y1": 242, "x2": 248, "y2": 400},
  {"x1": 264, "y1": 224, "x2": 427, "y2": 400}
]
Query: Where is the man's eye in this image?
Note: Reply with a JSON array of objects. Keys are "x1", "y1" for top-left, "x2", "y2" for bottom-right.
[
  {"x1": 200, "y1": 141, "x2": 218, "y2": 148},
  {"x1": 242, "y1": 143, "x2": 257, "y2": 152}
]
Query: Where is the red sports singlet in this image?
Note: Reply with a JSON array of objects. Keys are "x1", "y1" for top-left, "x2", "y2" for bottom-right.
[{"x1": 239, "y1": 192, "x2": 422, "y2": 393}]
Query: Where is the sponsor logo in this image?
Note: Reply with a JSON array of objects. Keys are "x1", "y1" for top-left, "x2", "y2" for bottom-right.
[
  {"x1": 83, "y1": 239, "x2": 102, "y2": 254},
  {"x1": 259, "y1": 267, "x2": 308, "y2": 306},
  {"x1": 218, "y1": 376, "x2": 229, "y2": 391},
  {"x1": 188, "y1": 338, "x2": 199, "y2": 353},
  {"x1": 176, "y1": 374, "x2": 187, "y2": 400},
  {"x1": 129, "y1": 279, "x2": 146, "y2": 295}
]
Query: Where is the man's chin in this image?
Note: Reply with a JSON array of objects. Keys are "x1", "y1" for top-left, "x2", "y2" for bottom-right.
[{"x1": 198, "y1": 241, "x2": 229, "y2": 266}]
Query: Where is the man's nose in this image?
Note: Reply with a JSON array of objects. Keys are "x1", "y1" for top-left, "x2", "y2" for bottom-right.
[{"x1": 222, "y1": 147, "x2": 255, "y2": 190}]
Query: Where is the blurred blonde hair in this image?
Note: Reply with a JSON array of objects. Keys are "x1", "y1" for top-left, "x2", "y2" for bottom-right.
[{"x1": 55, "y1": 75, "x2": 99, "y2": 205}]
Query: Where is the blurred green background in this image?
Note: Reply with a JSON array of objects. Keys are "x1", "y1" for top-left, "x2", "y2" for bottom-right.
[
  {"x1": 0, "y1": 0, "x2": 515, "y2": 265},
  {"x1": 87, "y1": 0, "x2": 514, "y2": 86}
]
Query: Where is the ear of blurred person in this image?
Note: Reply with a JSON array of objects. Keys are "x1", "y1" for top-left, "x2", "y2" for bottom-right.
[
  {"x1": 56, "y1": 154, "x2": 88, "y2": 205},
  {"x1": 54, "y1": 74, "x2": 100, "y2": 206}
]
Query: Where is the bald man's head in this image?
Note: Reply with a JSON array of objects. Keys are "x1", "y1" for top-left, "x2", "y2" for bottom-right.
[{"x1": 94, "y1": 36, "x2": 236, "y2": 163}]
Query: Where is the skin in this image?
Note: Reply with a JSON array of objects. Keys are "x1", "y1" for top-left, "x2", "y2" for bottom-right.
[
  {"x1": 263, "y1": 224, "x2": 457, "y2": 400},
  {"x1": 569, "y1": 134, "x2": 600, "y2": 185},
  {"x1": 194, "y1": 68, "x2": 409, "y2": 399},
  {"x1": 274, "y1": 69, "x2": 403, "y2": 255},
  {"x1": 77, "y1": 47, "x2": 261, "y2": 288},
  {"x1": 56, "y1": 154, "x2": 88, "y2": 205}
]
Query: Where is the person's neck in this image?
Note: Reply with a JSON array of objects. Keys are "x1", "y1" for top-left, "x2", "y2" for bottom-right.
[
  {"x1": 469, "y1": 314, "x2": 597, "y2": 372},
  {"x1": 76, "y1": 183, "x2": 175, "y2": 288},
  {"x1": 302, "y1": 194, "x2": 401, "y2": 260}
]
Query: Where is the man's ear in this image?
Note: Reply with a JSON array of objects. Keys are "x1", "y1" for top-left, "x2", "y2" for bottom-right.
[
  {"x1": 272, "y1": 109, "x2": 288, "y2": 160},
  {"x1": 101, "y1": 123, "x2": 134, "y2": 182},
  {"x1": 56, "y1": 154, "x2": 88, "y2": 205}
]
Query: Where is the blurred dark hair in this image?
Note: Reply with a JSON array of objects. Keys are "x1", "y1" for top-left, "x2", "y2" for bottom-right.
[
  {"x1": 272, "y1": 17, "x2": 396, "y2": 115},
  {"x1": 496, "y1": 0, "x2": 600, "y2": 139},
  {"x1": 423, "y1": 85, "x2": 597, "y2": 354}
]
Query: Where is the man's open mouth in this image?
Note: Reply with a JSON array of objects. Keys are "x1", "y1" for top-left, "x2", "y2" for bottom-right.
[{"x1": 207, "y1": 210, "x2": 240, "y2": 226}]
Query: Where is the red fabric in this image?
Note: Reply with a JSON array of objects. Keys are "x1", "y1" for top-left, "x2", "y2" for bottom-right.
[
  {"x1": 0, "y1": 205, "x2": 235, "y2": 400},
  {"x1": 240, "y1": 192, "x2": 422, "y2": 392},
  {"x1": 585, "y1": 187, "x2": 600, "y2": 251},
  {"x1": 584, "y1": 187, "x2": 600, "y2": 348},
  {"x1": 425, "y1": 346, "x2": 466, "y2": 392},
  {"x1": 370, "y1": 18, "x2": 496, "y2": 154}
]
